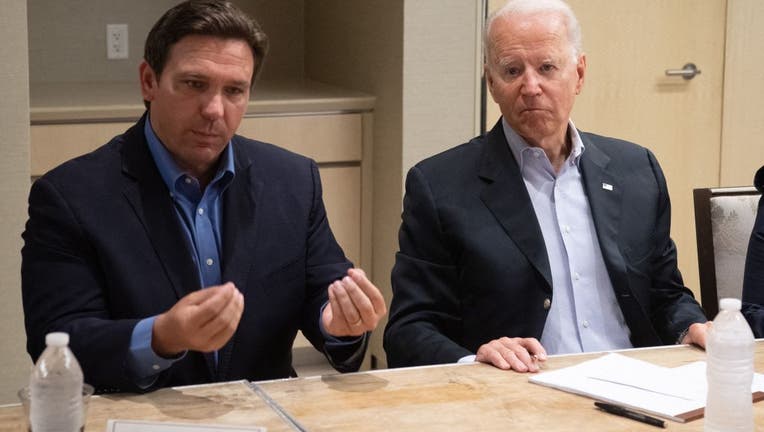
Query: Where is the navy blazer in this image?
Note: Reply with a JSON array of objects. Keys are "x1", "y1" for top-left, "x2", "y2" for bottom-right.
[
  {"x1": 384, "y1": 120, "x2": 707, "y2": 367},
  {"x1": 742, "y1": 166, "x2": 764, "y2": 336},
  {"x1": 22, "y1": 115, "x2": 363, "y2": 393}
]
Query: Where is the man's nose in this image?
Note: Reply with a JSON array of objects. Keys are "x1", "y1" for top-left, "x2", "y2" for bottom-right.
[
  {"x1": 201, "y1": 92, "x2": 224, "y2": 120},
  {"x1": 520, "y1": 71, "x2": 542, "y2": 96}
]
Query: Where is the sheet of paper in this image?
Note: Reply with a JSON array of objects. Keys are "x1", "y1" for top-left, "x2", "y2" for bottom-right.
[
  {"x1": 529, "y1": 352, "x2": 764, "y2": 422},
  {"x1": 585, "y1": 355, "x2": 706, "y2": 401},
  {"x1": 106, "y1": 419, "x2": 267, "y2": 432}
]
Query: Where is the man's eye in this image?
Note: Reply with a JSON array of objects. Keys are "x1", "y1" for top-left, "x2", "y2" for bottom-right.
[
  {"x1": 506, "y1": 67, "x2": 520, "y2": 76},
  {"x1": 226, "y1": 87, "x2": 245, "y2": 95},
  {"x1": 186, "y1": 80, "x2": 204, "y2": 89},
  {"x1": 541, "y1": 64, "x2": 556, "y2": 72}
]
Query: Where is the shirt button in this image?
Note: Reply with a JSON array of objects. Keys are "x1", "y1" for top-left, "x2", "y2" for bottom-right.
[
  {"x1": 184, "y1": 177, "x2": 192, "y2": 184},
  {"x1": 198, "y1": 208, "x2": 204, "y2": 215},
  {"x1": 573, "y1": 272, "x2": 580, "y2": 281},
  {"x1": 152, "y1": 364, "x2": 160, "y2": 370},
  {"x1": 206, "y1": 258, "x2": 214, "y2": 266},
  {"x1": 543, "y1": 298, "x2": 551, "y2": 310},
  {"x1": 582, "y1": 320, "x2": 590, "y2": 328},
  {"x1": 563, "y1": 225, "x2": 571, "y2": 233}
]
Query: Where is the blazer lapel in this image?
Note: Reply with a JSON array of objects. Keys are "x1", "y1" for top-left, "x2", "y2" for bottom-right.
[
  {"x1": 216, "y1": 138, "x2": 263, "y2": 381},
  {"x1": 478, "y1": 121, "x2": 552, "y2": 290},
  {"x1": 120, "y1": 117, "x2": 201, "y2": 300},
  {"x1": 578, "y1": 134, "x2": 629, "y2": 291}
]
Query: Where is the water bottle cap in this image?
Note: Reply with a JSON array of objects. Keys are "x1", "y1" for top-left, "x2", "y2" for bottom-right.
[
  {"x1": 719, "y1": 298, "x2": 742, "y2": 311},
  {"x1": 45, "y1": 332, "x2": 69, "y2": 347}
]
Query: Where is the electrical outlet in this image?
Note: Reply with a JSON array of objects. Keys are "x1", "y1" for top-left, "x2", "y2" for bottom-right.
[{"x1": 107, "y1": 24, "x2": 128, "y2": 60}]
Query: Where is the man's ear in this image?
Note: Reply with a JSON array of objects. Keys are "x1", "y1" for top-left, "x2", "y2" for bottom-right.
[
  {"x1": 139, "y1": 61, "x2": 158, "y2": 103},
  {"x1": 575, "y1": 53, "x2": 586, "y2": 95}
]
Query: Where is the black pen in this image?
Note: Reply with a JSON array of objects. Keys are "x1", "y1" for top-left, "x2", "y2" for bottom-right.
[{"x1": 594, "y1": 401, "x2": 666, "y2": 428}]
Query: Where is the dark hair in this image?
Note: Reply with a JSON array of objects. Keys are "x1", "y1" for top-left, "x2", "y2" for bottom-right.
[{"x1": 144, "y1": 0, "x2": 269, "y2": 85}]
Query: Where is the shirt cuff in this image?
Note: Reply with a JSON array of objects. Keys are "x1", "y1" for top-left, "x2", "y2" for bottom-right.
[
  {"x1": 318, "y1": 302, "x2": 365, "y2": 345},
  {"x1": 458, "y1": 355, "x2": 477, "y2": 364},
  {"x1": 126, "y1": 316, "x2": 186, "y2": 388},
  {"x1": 318, "y1": 302, "x2": 366, "y2": 367}
]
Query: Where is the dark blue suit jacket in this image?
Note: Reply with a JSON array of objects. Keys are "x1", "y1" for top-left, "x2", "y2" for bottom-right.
[
  {"x1": 22, "y1": 115, "x2": 363, "y2": 393},
  {"x1": 742, "y1": 166, "x2": 764, "y2": 336},
  {"x1": 384, "y1": 120, "x2": 707, "y2": 367}
]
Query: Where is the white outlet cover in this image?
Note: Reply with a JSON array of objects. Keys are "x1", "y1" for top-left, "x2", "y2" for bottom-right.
[{"x1": 107, "y1": 24, "x2": 128, "y2": 59}]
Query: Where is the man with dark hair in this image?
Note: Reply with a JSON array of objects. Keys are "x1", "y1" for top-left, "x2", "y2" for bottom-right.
[{"x1": 21, "y1": 0, "x2": 385, "y2": 393}]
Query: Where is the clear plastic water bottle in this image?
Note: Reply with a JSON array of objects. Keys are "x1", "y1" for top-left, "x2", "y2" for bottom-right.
[
  {"x1": 29, "y1": 332, "x2": 84, "y2": 432},
  {"x1": 705, "y1": 298, "x2": 754, "y2": 432}
]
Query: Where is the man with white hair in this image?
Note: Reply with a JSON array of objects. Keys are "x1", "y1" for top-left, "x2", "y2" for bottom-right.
[{"x1": 384, "y1": 0, "x2": 709, "y2": 372}]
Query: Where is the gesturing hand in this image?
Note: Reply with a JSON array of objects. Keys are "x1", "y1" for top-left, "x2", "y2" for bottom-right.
[
  {"x1": 475, "y1": 337, "x2": 547, "y2": 372},
  {"x1": 321, "y1": 268, "x2": 387, "y2": 337},
  {"x1": 152, "y1": 282, "x2": 244, "y2": 357}
]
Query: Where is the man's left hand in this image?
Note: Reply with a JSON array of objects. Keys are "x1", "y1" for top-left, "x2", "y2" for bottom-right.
[
  {"x1": 682, "y1": 321, "x2": 711, "y2": 348},
  {"x1": 322, "y1": 268, "x2": 387, "y2": 337}
]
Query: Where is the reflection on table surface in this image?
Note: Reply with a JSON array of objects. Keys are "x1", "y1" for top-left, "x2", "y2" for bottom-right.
[{"x1": 0, "y1": 380, "x2": 291, "y2": 432}]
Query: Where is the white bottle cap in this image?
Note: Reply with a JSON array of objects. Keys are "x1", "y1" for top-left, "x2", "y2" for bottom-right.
[
  {"x1": 45, "y1": 332, "x2": 69, "y2": 347},
  {"x1": 719, "y1": 298, "x2": 742, "y2": 311}
]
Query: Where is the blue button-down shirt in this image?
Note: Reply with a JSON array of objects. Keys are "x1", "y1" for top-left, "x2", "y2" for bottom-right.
[
  {"x1": 503, "y1": 118, "x2": 632, "y2": 355},
  {"x1": 127, "y1": 117, "x2": 363, "y2": 385},
  {"x1": 126, "y1": 116, "x2": 234, "y2": 384}
]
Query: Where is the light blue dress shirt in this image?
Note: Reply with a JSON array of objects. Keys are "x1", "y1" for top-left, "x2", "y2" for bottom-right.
[
  {"x1": 127, "y1": 116, "x2": 363, "y2": 385},
  {"x1": 126, "y1": 116, "x2": 234, "y2": 385},
  {"x1": 502, "y1": 118, "x2": 632, "y2": 355}
]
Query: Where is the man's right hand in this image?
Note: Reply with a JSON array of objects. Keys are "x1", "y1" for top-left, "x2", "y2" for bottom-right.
[
  {"x1": 151, "y1": 282, "x2": 244, "y2": 357},
  {"x1": 475, "y1": 337, "x2": 547, "y2": 372}
]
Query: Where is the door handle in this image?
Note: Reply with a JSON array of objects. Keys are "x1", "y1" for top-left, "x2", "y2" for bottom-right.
[{"x1": 665, "y1": 63, "x2": 701, "y2": 80}]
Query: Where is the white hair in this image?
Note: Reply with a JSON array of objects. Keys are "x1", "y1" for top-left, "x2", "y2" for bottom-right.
[{"x1": 484, "y1": 0, "x2": 582, "y2": 63}]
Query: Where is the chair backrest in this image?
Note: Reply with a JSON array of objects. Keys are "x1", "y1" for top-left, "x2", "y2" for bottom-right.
[{"x1": 694, "y1": 186, "x2": 761, "y2": 318}]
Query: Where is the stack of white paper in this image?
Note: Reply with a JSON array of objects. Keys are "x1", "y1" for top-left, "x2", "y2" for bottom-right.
[{"x1": 529, "y1": 353, "x2": 764, "y2": 422}]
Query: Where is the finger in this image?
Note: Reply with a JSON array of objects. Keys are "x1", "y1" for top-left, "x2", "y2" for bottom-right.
[
  {"x1": 476, "y1": 344, "x2": 511, "y2": 370},
  {"x1": 500, "y1": 346, "x2": 531, "y2": 372},
  {"x1": 686, "y1": 322, "x2": 709, "y2": 348},
  {"x1": 326, "y1": 282, "x2": 351, "y2": 333},
  {"x1": 519, "y1": 337, "x2": 548, "y2": 361},
  {"x1": 505, "y1": 338, "x2": 546, "y2": 371},
  {"x1": 204, "y1": 291, "x2": 245, "y2": 351},
  {"x1": 180, "y1": 283, "x2": 225, "y2": 305},
  {"x1": 339, "y1": 276, "x2": 375, "y2": 326},
  {"x1": 332, "y1": 280, "x2": 364, "y2": 328},
  {"x1": 496, "y1": 338, "x2": 541, "y2": 372},
  {"x1": 198, "y1": 288, "x2": 244, "y2": 341},
  {"x1": 193, "y1": 283, "x2": 237, "y2": 327},
  {"x1": 348, "y1": 268, "x2": 387, "y2": 315}
]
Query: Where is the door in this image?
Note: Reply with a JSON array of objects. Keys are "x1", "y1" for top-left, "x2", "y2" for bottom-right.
[
  {"x1": 485, "y1": 0, "x2": 726, "y2": 303},
  {"x1": 721, "y1": 0, "x2": 764, "y2": 186}
]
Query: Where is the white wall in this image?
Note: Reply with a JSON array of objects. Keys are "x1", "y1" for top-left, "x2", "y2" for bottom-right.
[
  {"x1": 306, "y1": 0, "x2": 482, "y2": 366},
  {"x1": 401, "y1": 0, "x2": 483, "y2": 175},
  {"x1": 0, "y1": 0, "x2": 32, "y2": 404},
  {"x1": 27, "y1": 0, "x2": 305, "y2": 84}
]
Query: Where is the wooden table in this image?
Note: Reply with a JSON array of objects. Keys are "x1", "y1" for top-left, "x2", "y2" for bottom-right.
[
  {"x1": 255, "y1": 343, "x2": 764, "y2": 431},
  {"x1": 1, "y1": 344, "x2": 762, "y2": 431},
  {"x1": 0, "y1": 380, "x2": 292, "y2": 431}
]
